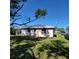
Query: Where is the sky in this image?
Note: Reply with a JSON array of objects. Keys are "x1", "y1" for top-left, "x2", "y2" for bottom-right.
[{"x1": 17, "y1": 0, "x2": 69, "y2": 28}]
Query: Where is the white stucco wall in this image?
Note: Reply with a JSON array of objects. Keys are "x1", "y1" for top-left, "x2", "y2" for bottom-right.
[
  {"x1": 21, "y1": 30, "x2": 27, "y2": 35},
  {"x1": 16, "y1": 28, "x2": 54, "y2": 37},
  {"x1": 30, "y1": 30, "x2": 35, "y2": 36},
  {"x1": 35, "y1": 29, "x2": 46, "y2": 37},
  {"x1": 33, "y1": 29, "x2": 54, "y2": 37},
  {"x1": 21, "y1": 30, "x2": 30, "y2": 35},
  {"x1": 48, "y1": 29, "x2": 54, "y2": 37}
]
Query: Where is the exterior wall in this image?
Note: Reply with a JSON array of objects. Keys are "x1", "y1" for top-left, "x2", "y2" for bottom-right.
[
  {"x1": 21, "y1": 30, "x2": 28, "y2": 35},
  {"x1": 36, "y1": 29, "x2": 54, "y2": 37},
  {"x1": 16, "y1": 28, "x2": 54, "y2": 37},
  {"x1": 16, "y1": 29, "x2": 21, "y2": 35},
  {"x1": 30, "y1": 29, "x2": 41, "y2": 37},
  {"x1": 16, "y1": 29, "x2": 29, "y2": 35},
  {"x1": 30, "y1": 30, "x2": 34, "y2": 36},
  {"x1": 47, "y1": 29, "x2": 54, "y2": 37},
  {"x1": 35, "y1": 29, "x2": 46, "y2": 37},
  {"x1": 31, "y1": 29, "x2": 54, "y2": 37}
]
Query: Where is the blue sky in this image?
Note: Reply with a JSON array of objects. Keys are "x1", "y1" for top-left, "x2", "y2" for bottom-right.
[{"x1": 18, "y1": 0, "x2": 69, "y2": 28}]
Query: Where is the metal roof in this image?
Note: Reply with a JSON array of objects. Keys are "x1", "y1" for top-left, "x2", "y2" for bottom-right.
[
  {"x1": 16, "y1": 25, "x2": 55, "y2": 29},
  {"x1": 29, "y1": 25, "x2": 55, "y2": 28}
]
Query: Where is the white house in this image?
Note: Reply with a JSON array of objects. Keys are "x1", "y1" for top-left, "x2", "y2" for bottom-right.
[{"x1": 16, "y1": 25, "x2": 55, "y2": 37}]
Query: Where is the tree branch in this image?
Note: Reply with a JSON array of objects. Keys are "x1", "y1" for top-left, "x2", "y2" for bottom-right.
[
  {"x1": 10, "y1": 17, "x2": 22, "y2": 26},
  {"x1": 13, "y1": 2, "x2": 24, "y2": 17},
  {"x1": 13, "y1": 18, "x2": 38, "y2": 26}
]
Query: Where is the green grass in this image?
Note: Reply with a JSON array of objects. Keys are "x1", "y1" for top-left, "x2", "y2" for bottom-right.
[{"x1": 10, "y1": 34, "x2": 69, "y2": 59}]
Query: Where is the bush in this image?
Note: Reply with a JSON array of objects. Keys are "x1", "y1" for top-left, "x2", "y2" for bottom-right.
[
  {"x1": 10, "y1": 27, "x2": 16, "y2": 35},
  {"x1": 64, "y1": 33, "x2": 69, "y2": 40},
  {"x1": 32, "y1": 39, "x2": 69, "y2": 59}
]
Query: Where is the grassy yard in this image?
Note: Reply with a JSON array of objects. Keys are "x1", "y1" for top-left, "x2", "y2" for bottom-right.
[{"x1": 10, "y1": 33, "x2": 69, "y2": 59}]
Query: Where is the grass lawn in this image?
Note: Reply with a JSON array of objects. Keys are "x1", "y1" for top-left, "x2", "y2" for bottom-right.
[{"x1": 10, "y1": 33, "x2": 69, "y2": 59}]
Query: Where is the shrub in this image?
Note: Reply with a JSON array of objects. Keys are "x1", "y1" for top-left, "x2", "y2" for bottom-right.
[
  {"x1": 64, "y1": 33, "x2": 69, "y2": 40},
  {"x1": 10, "y1": 27, "x2": 16, "y2": 35},
  {"x1": 32, "y1": 39, "x2": 69, "y2": 59}
]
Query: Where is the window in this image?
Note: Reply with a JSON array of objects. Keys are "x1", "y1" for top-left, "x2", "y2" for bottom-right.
[
  {"x1": 34, "y1": 29, "x2": 36, "y2": 32},
  {"x1": 27, "y1": 29, "x2": 30, "y2": 32},
  {"x1": 41, "y1": 29, "x2": 46, "y2": 34},
  {"x1": 33, "y1": 29, "x2": 36, "y2": 36},
  {"x1": 27, "y1": 28, "x2": 31, "y2": 33}
]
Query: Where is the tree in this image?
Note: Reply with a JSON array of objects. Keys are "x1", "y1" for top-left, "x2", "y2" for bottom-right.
[
  {"x1": 66, "y1": 26, "x2": 69, "y2": 33},
  {"x1": 55, "y1": 27, "x2": 65, "y2": 33},
  {"x1": 10, "y1": 26, "x2": 16, "y2": 35},
  {"x1": 10, "y1": 0, "x2": 47, "y2": 26},
  {"x1": 64, "y1": 26, "x2": 69, "y2": 40}
]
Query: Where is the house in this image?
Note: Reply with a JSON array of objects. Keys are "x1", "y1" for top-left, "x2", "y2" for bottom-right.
[{"x1": 16, "y1": 25, "x2": 55, "y2": 37}]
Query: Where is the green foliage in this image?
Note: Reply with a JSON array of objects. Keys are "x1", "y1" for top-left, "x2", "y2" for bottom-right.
[
  {"x1": 32, "y1": 38, "x2": 69, "y2": 59},
  {"x1": 39, "y1": 50, "x2": 48, "y2": 59},
  {"x1": 10, "y1": 0, "x2": 47, "y2": 26},
  {"x1": 55, "y1": 27, "x2": 65, "y2": 33},
  {"x1": 54, "y1": 32, "x2": 65, "y2": 40},
  {"x1": 10, "y1": 27, "x2": 16, "y2": 35},
  {"x1": 10, "y1": 0, "x2": 27, "y2": 17},
  {"x1": 10, "y1": 36, "x2": 36, "y2": 59},
  {"x1": 11, "y1": 35, "x2": 69, "y2": 59},
  {"x1": 35, "y1": 9, "x2": 47, "y2": 18},
  {"x1": 55, "y1": 28, "x2": 69, "y2": 40},
  {"x1": 66, "y1": 26, "x2": 69, "y2": 32},
  {"x1": 10, "y1": 35, "x2": 41, "y2": 41}
]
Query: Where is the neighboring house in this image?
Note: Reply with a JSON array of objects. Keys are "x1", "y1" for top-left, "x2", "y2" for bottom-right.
[{"x1": 16, "y1": 25, "x2": 55, "y2": 37}]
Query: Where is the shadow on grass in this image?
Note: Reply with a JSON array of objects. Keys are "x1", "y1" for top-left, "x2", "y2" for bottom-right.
[
  {"x1": 11, "y1": 44, "x2": 36, "y2": 59},
  {"x1": 10, "y1": 36, "x2": 69, "y2": 59},
  {"x1": 48, "y1": 40, "x2": 69, "y2": 59}
]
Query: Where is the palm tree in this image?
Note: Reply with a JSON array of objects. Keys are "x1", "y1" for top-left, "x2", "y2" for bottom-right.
[{"x1": 35, "y1": 9, "x2": 47, "y2": 18}]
